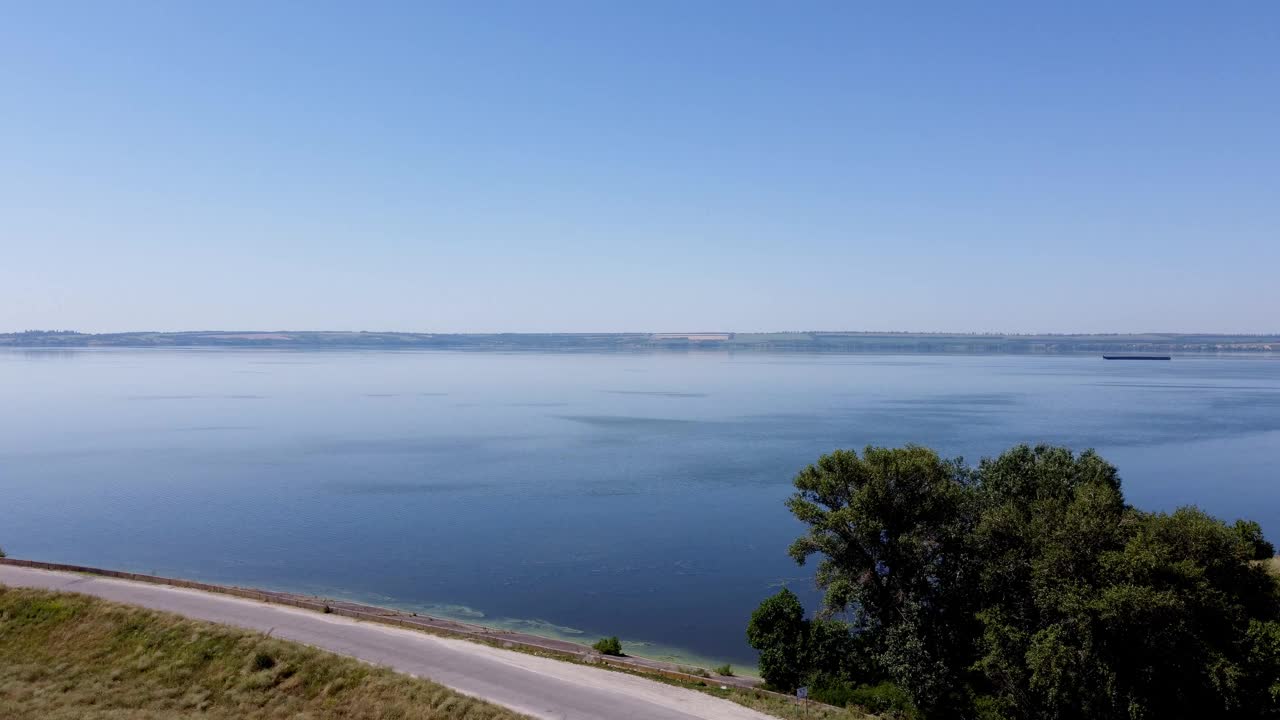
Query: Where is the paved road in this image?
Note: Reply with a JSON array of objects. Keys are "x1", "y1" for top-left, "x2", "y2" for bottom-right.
[{"x1": 0, "y1": 566, "x2": 773, "y2": 720}]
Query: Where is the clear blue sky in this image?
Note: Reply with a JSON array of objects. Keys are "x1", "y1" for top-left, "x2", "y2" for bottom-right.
[{"x1": 2, "y1": 2, "x2": 1276, "y2": 333}]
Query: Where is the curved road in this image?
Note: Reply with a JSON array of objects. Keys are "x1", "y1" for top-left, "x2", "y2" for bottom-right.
[{"x1": 0, "y1": 566, "x2": 773, "y2": 720}]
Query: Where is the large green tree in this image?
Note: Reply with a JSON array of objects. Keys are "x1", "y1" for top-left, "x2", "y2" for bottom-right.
[
  {"x1": 785, "y1": 445, "x2": 979, "y2": 713},
  {"x1": 763, "y1": 443, "x2": 1280, "y2": 720}
]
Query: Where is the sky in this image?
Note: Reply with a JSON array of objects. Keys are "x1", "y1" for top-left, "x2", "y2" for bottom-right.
[{"x1": 1, "y1": 2, "x2": 1277, "y2": 334}]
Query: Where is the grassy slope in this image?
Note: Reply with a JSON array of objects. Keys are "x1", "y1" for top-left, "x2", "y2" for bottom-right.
[
  {"x1": 703, "y1": 687, "x2": 872, "y2": 720},
  {"x1": 0, "y1": 586, "x2": 528, "y2": 720}
]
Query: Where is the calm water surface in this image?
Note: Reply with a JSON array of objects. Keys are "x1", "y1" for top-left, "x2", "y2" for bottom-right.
[{"x1": 1, "y1": 349, "x2": 1277, "y2": 666}]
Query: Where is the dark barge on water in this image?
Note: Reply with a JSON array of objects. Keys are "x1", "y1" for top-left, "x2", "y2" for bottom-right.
[{"x1": 1102, "y1": 355, "x2": 1172, "y2": 360}]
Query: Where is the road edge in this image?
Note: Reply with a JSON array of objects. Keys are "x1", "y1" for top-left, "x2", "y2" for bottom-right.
[{"x1": 0, "y1": 557, "x2": 778, "y2": 696}]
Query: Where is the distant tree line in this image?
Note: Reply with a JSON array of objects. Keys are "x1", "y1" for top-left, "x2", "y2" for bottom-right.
[
  {"x1": 748, "y1": 444, "x2": 1280, "y2": 719},
  {"x1": 3, "y1": 330, "x2": 1278, "y2": 352}
]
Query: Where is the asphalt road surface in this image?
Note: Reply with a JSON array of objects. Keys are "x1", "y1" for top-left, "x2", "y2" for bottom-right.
[{"x1": 0, "y1": 565, "x2": 775, "y2": 720}]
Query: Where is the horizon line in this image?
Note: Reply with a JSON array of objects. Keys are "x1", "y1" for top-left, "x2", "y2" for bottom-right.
[{"x1": 6, "y1": 329, "x2": 1280, "y2": 338}]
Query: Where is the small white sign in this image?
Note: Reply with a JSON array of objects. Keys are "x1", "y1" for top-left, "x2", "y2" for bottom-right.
[{"x1": 797, "y1": 686, "x2": 808, "y2": 699}]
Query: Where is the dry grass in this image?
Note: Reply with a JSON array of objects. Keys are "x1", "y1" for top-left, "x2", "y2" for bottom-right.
[
  {"x1": 0, "y1": 586, "x2": 529, "y2": 720},
  {"x1": 706, "y1": 687, "x2": 874, "y2": 719}
]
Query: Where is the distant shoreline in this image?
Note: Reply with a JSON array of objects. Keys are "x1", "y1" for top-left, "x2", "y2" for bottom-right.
[{"x1": 4, "y1": 330, "x2": 1278, "y2": 354}]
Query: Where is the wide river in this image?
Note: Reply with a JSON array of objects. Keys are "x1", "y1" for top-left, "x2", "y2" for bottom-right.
[{"x1": 2, "y1": 349, "x2": 1277, "y2": 667}]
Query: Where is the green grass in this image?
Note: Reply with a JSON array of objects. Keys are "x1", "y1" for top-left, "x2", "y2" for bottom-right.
[
  {"x1": 0, "y1": 586, "x2": 529, "y2": 720},
  {"x1": 0, "y1": 583, "x2": 880, "y2": 720}
]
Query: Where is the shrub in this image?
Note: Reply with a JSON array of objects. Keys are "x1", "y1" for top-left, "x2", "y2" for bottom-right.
[
  {"x1": 807, "y1": 678, "x2": 857, "y2": 710},
  {"x1": 847, "y1": 682, "x2": 917, "y2": 719},
  {"x1": 592, "y1": 636, "x2": 623, "y2": 656},
  {"x1": 322, "y1": 603, "x2": 333, "y2": 614},
  {"x1": 747, "y1": 590, "x2": 868, "y2": 693},
  {"x1": 0, "y1": 546, "x2": 6, "y2": 558},
  {"x1": 745, "y1": 588, "x2": 807, "y2": 691},
  {"x1": 714, "y1": 663, "x2": 734, "y2": 676},
  {"x1": 251, "y1": 651, "x2": 276, "y2": 671}
]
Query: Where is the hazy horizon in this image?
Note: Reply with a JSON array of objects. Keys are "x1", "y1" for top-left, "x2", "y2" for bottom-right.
[
  {"x1": 3, "y1": 3, "x2": 1277, "y2": 334},
  {"x1": 6, "y1": 327, "x2": 1280, "y2": 337}
]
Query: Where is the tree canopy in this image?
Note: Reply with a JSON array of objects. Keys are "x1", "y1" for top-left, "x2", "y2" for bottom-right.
[{"x1": 749, "y1": 444, "x2": 1280, "y2": 719}]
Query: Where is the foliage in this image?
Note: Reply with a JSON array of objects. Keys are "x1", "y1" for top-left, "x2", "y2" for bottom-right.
[
  {"x1": 0, "y1": 586, "x2": 528, "y2": 719},
  {"x1": 746, "y1": 588, "x2": 877, "y2": 697},
  {"x1": 761, "y1": 443, "x2": 1280, "y2": 720},
  {"x1": 714, "y1": 663, "x2": 734, "y2": 676},
  {"x1": 1235, "y1": 519, "x2": 1277, "y2": 560},
  {"x1": 592, "y1": 635, "x2": 623, "y2": 656},
  {"x1": 846, "y1": 681, "x2": 918, "y2": 719},
  {"x1": 746, "y1": 588, "x2": 809, "y2": 690},
  {"x1": 0, "y1": 545, "x2": 5, "y2": 558},
  {"x1": 969, "y1": 447, "x2": 1280, "y2": 719},
  {"x1": 805, "y1": 617, "x2": 867, "y2": 683},
  {"x1": 784, "y1": 445, "x2": 977, "y2": 713}
]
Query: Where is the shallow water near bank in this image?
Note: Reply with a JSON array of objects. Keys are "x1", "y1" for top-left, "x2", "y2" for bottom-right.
[{"x1": 2, "y1": 349, "x2": 1277, "y2": 666}]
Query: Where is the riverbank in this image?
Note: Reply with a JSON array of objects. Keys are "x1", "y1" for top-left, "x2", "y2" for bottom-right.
[
  {"x1": 1, "y1": 561, "x2": 834, "y2": 719},
  {"x1": 0, "y1": 557, "x2": 758, "y2": 690}
]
